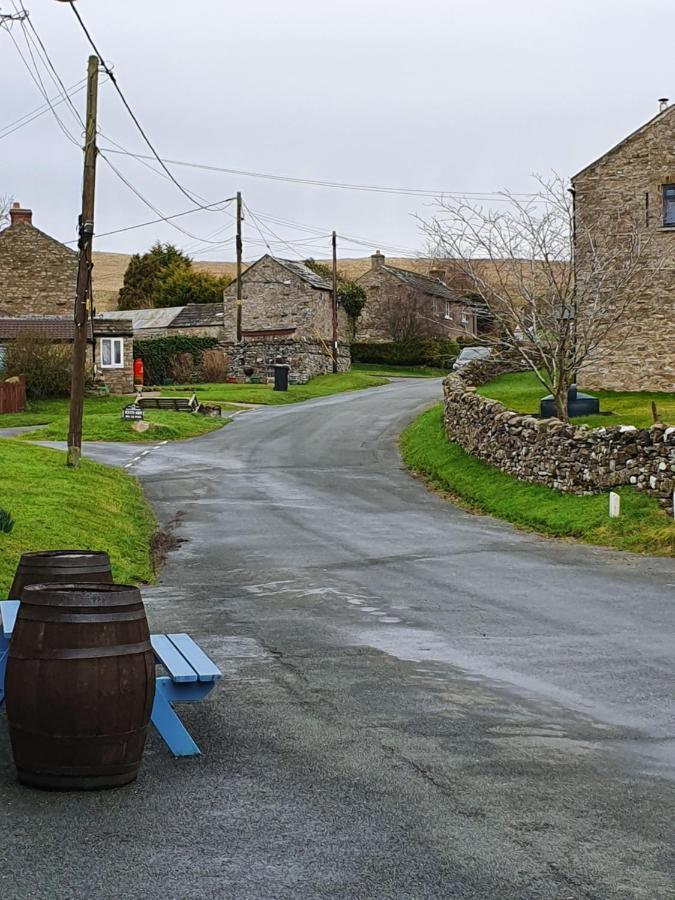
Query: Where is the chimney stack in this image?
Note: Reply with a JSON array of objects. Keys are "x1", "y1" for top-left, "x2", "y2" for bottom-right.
[
  {"x1": 429, "y1": 267, "x2": 447, "y2": 283},
  {"x1": 658, "y1": 97, "x2": 669, "y2": 113},
  {"x1": 9, "y1": 202, "x2": 32, "y2": 227},
  {"x1": 371, "y1": 250, "x2": 385, "y2": 270}
]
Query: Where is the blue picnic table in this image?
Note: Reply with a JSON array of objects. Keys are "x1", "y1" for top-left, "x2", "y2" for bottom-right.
[{"x1": 0, "y1": 600, "x2": 222, "y2": 758}]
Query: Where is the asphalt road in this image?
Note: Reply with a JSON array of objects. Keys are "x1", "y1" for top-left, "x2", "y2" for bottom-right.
[{"x1": 1, "y1": 378, "x2": 674, "y2": 899}]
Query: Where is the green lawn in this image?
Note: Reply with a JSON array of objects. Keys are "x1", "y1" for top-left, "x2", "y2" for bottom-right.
[
  {"x1": 400, "y1": 405, "x2": 675, "y2": 557},
  {"x1": 162, "y1": 371, "x2": 389, "y2": 406},
  {"x1": 351, "y1": 363, "x2": 450, "y2": 379},
  {"x1": 0, "y1": 395, "x2": 228, "y2": 442},
  {"x1": 0, "y1": 439, "x2": 156, "y2": 595},
  {"x1": 477, "y1": 371, "x2": 675, "y2": 428}
]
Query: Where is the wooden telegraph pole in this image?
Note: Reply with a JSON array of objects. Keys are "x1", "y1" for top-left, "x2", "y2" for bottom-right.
[
  {"x1": 67, "y1": 55, "x2": 99, "y2": 468},
  {"x1": 331, "y1": 230, "x2": 338, "y2": 373},
  {"x1": 236, "y1": 191, "x2": 243, "y2": 343}
]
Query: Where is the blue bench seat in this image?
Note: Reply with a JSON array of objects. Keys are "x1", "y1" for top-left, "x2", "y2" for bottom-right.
[{"x1": 1, "y1": 602, "x2": 222, "y2": 758}]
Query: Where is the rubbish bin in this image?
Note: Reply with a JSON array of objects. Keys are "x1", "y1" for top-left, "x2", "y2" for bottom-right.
[{"x1": 273, "y1": 363, "x2": 290, "y2": 392}]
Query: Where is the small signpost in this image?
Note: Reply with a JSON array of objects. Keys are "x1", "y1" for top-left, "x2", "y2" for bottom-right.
[{"x1": 122, "y1": 404, "x2": 144, "y2": 422}]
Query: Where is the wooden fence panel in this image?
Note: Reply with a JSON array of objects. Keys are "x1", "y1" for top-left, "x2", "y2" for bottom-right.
[{"x1": 0, "y1": 376, "x2": 26, "y2": 414}]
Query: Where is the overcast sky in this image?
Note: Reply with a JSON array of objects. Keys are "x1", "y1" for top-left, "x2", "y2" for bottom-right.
[{"x1": 1, "y1": 0, "x2": 671, "y2": 262}]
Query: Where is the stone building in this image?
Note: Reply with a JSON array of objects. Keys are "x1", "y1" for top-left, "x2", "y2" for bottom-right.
[
  {"x1": 0, "y1": 316, "x2": 134, "y2": 394},
  {"x1": 0, "y1": 202, "x2": 78, "y2": 317},
  {"x1": 355, "y1": 252, "x2": 478, "y2": 342},
  {"x1": 102, "y1": 303, "x2": 225, "y2": 341},
  {"x1": 223, "y1": 255, "x2": 350, "y2": 378},
  {"x1": 572, "y1": 101, "x2": 675, "y2": 392}
]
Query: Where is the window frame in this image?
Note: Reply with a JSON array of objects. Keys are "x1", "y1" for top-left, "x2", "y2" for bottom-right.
[
  {"x1": 444, "y1": 300, "x2": 451, "y2": 320},
  {"x1": 100, "y1": 336, "x2": 124, "y2": 369},
  {"x1": 663, "y1": 183, "x2": 675, "y2": 227}
]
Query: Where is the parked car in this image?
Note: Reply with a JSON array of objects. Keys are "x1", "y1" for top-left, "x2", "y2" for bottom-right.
[{"x1": 452, "y1": 346, "x2": 492, "y2": 371}]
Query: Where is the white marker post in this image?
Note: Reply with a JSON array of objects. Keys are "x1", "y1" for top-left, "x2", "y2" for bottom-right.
[{"x1": 609, "y1": 492, "x2": 621, "y2": 518}]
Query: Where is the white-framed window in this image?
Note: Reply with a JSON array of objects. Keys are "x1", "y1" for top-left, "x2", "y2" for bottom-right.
[
  {"x1": 444, "y1": 300, "x2": 451, "y2": 319},
  {"x1": 101, "y1": 337, "x2": 124, "y2": 368},
  {"x1": 663, "y1": 184, "x2": 675, "y2": 227}
]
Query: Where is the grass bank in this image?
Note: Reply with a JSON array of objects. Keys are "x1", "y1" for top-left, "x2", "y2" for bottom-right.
[
  {"x1": 161, "y1": 371, "x2": 389, "y2": 406},
  {"x1": 477, "y1": 371, "x2": 675, "y2": 428},
  {"x1": 351, "y1": 363, "x2": 449, "y2": 379},
  {"x1": 400, "y1": 405, "x2": 675, "y2": 556},
  {"x1": 0, "y1": 439, "x2": 156, "y2": 595}
]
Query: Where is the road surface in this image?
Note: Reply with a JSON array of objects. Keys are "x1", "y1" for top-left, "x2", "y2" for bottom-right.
[{"x1": 1, "y1": 377, "x2": 674, "y2": 899}]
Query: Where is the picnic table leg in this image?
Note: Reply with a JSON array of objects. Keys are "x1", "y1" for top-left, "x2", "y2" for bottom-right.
[{"x1": 151, "y1": 677, "x2": 201, "y2": 757}]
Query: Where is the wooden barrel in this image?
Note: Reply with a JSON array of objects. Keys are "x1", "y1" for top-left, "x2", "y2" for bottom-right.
[
  {"x1": 9, "y1": 551, "x2": 113, "y2": 600},
  {"x1": 5, "y1": 583, "x2": 155, "y2": 790}
]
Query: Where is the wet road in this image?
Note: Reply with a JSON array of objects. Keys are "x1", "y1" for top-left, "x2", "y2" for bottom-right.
[{"x1": 1, "y1": 377, "x2": 674, "y2": 899}]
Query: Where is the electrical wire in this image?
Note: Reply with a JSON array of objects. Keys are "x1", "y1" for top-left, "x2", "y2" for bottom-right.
[
  {"x1": 63, "y1": 0, "x2": 224, "y2": 211},
  {"x1": 0, "y1": 77, "x2": 88, "y2": 141},
  {"x1": 98, "y1": 152, "x2": 235, "y2": 245},
  {"x1": 99, "y1": 147, "x2": 538, "y2": 201}
]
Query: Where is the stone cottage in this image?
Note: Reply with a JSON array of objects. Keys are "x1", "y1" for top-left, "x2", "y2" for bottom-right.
[
  {"x1": 572, "y1": 101, "x2": 675, "y2": 392},
  {"x1": 356, "y1": 252, "x2": 478, "y2": 342},
  {"x1": 0, "y1": 316, "x2": 134, "y2": 394},
  {"x1": 0, "y1": 202, "x2": 132, "y2": 393},
  {"x1": 223, "y1": 255, "x2": 350, "y2": 378},
  {"x1": 0, "y1": 202, "x2": 78, "y2": 317}
]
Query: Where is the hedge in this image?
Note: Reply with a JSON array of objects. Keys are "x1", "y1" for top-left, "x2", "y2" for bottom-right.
[
  {"x1": 351, "y1": 339, "x2": 460, "y2": 369},
  {"x1": 133, "y1": 336, "x2": 220, "y2": 385}
]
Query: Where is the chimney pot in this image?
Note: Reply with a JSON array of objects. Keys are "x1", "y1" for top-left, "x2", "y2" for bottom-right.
[
  {"x1": 371, "y1": 250, "x2": 385, "y2": 270},
  {"x1": 658, "y1": 97, "x2": 669, "y2": 112},
  {"x1": 9, "y1": 203, "x2": 33, "y2": 227}
]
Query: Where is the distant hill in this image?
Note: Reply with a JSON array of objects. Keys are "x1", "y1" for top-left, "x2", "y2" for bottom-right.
[{"x1": 91, "y1": 251, "x2": 429, "y2": 311}]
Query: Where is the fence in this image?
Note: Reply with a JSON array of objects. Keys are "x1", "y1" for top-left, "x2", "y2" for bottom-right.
[{"x1": 0, "y1": 375, "x2": 26, "y2": 414}]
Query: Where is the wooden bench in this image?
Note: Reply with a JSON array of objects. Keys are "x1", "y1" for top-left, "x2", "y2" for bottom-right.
[
  {"x1": 0, "y1": 601, "x2": 222, "y2": 758},
  {"x1": 137, "y1": 394, "x2": 200, "y2": 413}
]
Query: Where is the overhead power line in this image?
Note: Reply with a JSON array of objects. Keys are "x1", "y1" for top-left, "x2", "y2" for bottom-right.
[
  {"x1": 63, "y1": 0, "x2": 220, "y2": 211},
  {"x1": 0, "y1": 77, "x2": 87, "y2": 140},
  {"x1": 99, "y1": 147, "x2": 537, "y2": 201}
]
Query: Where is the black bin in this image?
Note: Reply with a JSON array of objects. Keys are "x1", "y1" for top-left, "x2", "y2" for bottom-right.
[
  {"x1": 540, "y1": 384, "x2": 600, "y2": 418},
  {"x1": 273, "y1": 364, "x2": 290, "y2": 392}
]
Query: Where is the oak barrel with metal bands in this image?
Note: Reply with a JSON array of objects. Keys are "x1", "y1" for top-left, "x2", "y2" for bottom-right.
[
  {"x1": 9, "y1": 550, "x2": 113, "y2": 601},
  {"x1": 6, "y1": 583, "x2": 155, "y2": 790}
]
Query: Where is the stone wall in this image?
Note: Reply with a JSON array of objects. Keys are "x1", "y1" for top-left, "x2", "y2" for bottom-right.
[
  {"x1": 0, "y1": 219, "x2": 78, "y2": 317},
  {"x1": 443, "y1": 374, "x2": 675, "y2": 512},
  {"x1": 226, "y1": 338, "x2": 350, "y2": 381},
  {"x1": 572, "y1": 106, "x2": 675, "y2": 392}
]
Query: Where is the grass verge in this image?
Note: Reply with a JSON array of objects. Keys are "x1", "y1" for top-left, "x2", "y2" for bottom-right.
[
  {"x1": 400, "y1": 405, "x2": 675, "y2": 557},
  {"x1": 351, "y1": 363, "x2": 450, "y2": 379},
  {"x1": 0, "y1": 439, "x2": 156, "y2": 595},
  {"x1": 18, "y1": 409, "x2": 226, "y2": 443},
  {"x1": 161, "y1": 371, "x2": 389, "y2": 406},
  {"x1": 477, "y1": 371, "x2": 675, "y2": 428}
]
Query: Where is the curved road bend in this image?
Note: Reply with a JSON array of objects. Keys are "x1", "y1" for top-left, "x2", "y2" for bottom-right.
[{"x1": 1, "y1": 377, "x2": 674, "y2": 899}]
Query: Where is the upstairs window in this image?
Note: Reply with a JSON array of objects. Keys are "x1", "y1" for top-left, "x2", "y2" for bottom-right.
[
  {"x1": 444, "y1": 301, "x2": 451, "y2": 319},
  {"x1": 663, "y1": 184, "x2": 675, "y2": 226}
]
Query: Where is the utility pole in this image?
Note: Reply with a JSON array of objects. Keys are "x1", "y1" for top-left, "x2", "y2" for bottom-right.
[
  {"x1": 67, "y1": 55, "x2": 99, "y2": 468},
  {"x1": 236, "y1": 191, "x2": 243, "y2": 343},
  {"x1": 331, "y1": 230, "x2": 338, "y2": 374}
]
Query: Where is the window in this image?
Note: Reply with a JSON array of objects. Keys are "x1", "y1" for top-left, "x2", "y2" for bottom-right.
[
  {"x1": 432, "y1": 300, "x2": 438, "y2": 313},
  {"x1": 444, "y1": 301, "x2": 451, "y2": 319},
  {"x1": 100, "y1": 337, "x2": 124, "y2": 368},
  {"x1": 663, "y1": 184, "x2": 675, "y2": 227}
]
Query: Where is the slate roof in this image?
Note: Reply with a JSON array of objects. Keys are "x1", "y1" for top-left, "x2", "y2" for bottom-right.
[
  {"x1": 101, "y1": 307, "x2": 183, "y2": 330},
  {"x1": 0, "y1": 316, "x2": 132, "y2": 340},
  {"x1": 169, "y1": 303, "x2": 224, "y2": 328},
  {"x1": 378, "y1": 265, "x2": 462, "y2": 301},
  {"x1": 269, "y1": 256, "x2": 332, "y2": 291}
]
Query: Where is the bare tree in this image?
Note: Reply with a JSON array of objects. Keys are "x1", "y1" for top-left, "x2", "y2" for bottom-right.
[
  {"x1": 420, "y1": 175, "x2": 661, "y2": 420},
  {"x1": 0, "y1": 195, "x2": 12, "y2": 229}
]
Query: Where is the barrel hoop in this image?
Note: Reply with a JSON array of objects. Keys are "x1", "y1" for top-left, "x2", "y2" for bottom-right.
[
  {"x1": 10, "y1": 641, "x2": 152, "y2": 660},
  {"x1": 18, "y1": 609, "x2": 147, "y2": 625},
  {"x1": 19, "y1": 593, "x2": 142, "y2": 609},
  {"x1": 9, "y1": 723, "x2": 149, "y2": 743}
]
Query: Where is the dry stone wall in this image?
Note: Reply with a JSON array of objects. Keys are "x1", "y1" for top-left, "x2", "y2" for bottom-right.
[
  {"x1": 443, "y1": 374, "x2": 675, "y2": 513},
  {"x1": 226, "y1": 338, "x2": 350, "y2": 381}
]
